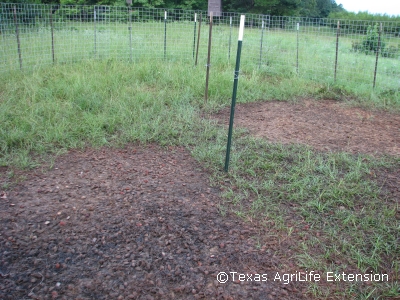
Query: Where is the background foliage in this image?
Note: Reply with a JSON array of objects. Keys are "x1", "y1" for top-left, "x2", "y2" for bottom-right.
[{"x1": 2, "y1": 0, "x2": 400, "y2": 20}]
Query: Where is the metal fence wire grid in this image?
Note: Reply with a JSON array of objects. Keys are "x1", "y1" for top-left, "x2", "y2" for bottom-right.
[{"x1": 1, "y1": 3, "x2": 399, "y2": 91}]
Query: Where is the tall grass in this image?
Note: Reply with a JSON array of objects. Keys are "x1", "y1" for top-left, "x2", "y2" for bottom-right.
[
  {"x1": 0, "y1": 59, "x2": 315, "y2": 166},
  {"x1": 1, "y1": 19, "x2": 399, "y2": 106}
]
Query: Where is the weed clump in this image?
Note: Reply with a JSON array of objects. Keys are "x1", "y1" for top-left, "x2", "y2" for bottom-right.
[{"x1": 352, "y1": 23, "x2": 399, "y2": 58}]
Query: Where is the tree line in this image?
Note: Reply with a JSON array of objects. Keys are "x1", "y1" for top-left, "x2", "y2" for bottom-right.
[{"x1": 2, "y1": 0, "x2": 400, "y2": 20}]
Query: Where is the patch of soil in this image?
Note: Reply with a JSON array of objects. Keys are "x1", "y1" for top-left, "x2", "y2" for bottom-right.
[
  {"x1": 213, "y1": 99, "x2": 400, "y2": 157},
  {"x1": 0, "y1": 144, "x2": 305, "y2": 300}
]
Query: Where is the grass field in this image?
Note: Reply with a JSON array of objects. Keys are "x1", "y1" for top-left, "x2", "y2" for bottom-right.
[
  {"x1": 0, "y1": 58, "x2": 399, "y2": 298},
  {"x1": 1, "y1": 18, "x2": 399, "y2": 106}
]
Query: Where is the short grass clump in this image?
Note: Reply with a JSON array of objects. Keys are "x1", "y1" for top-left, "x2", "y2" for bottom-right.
[{"x1": 0, "y1": 59, "x2": 399, "y2": 298}]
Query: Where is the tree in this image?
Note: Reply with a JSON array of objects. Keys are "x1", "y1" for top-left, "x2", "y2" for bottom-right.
[
  {"x1": 2, "y1": 0, "x2": 348, "y2": 16},
  {"x1": 299, "y1": 0, "x2": 318, "y2": 17},
  {"x1": 224, "y1": 0, "x2": 300, "y2": 15},
  {"x1": 298, "y1": 0, "x2": 344, "y2": 18}
]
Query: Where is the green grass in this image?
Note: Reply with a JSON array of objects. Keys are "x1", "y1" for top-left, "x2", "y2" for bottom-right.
[
  {"x1": 1, "y1": 20, "x2": 399, "y2": 107},
  {"x1": 192, "y1": 128, "x2": 399, "y2": 298},
  {"x1": 0, "y1": 59, "x2": 399, "y2": 298}
]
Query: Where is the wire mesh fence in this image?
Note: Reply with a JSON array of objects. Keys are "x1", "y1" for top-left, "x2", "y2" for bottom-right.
[{"x1": 1, "y1": 3, "x2": 400, "y2": 92}]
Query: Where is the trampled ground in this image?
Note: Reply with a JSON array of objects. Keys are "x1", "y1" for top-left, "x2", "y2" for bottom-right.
[
  {"x1": 0, "y1": 99, "x2": 399, "y2": 299},
  {"x1": 214, "y1": 99, "x2": 400, "y2": 157}
]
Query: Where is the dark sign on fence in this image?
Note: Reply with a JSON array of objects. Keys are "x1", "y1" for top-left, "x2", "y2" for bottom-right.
[{"x1": 208, "y1": 0, "x2": 222, "y2": 17}]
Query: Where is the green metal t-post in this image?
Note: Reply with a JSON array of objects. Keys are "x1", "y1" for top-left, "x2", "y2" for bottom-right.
[
  {"x1": 193, "y1": 13, "x2": 197, "y2": 58},
  {"x1": 224, "y1": 15, "x2": 245, "y2": 172},
  {"x1": 164, "y1": 11, "x2": 167, "y2": 60}
]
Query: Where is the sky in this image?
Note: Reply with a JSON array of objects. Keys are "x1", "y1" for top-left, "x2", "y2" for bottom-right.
[{"x1": 337, "y1": 0, "x2": 400, "y2": 16}]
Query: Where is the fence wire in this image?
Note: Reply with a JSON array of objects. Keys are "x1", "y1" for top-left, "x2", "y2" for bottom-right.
[{"x1": 1, "y1": 3, "x2": 399, "y2": 91}]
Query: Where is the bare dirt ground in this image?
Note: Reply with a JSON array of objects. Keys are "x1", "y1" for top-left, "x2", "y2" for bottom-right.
[
  {"x1": 1, "y1": 99, "x2": 399, "y2": 299},
  {"x1": 214, "y1": 99, "x2": 400, "y2": 157},
  {"x1": 0, "y1": 145, "x2": 305, "y2": 300}
]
